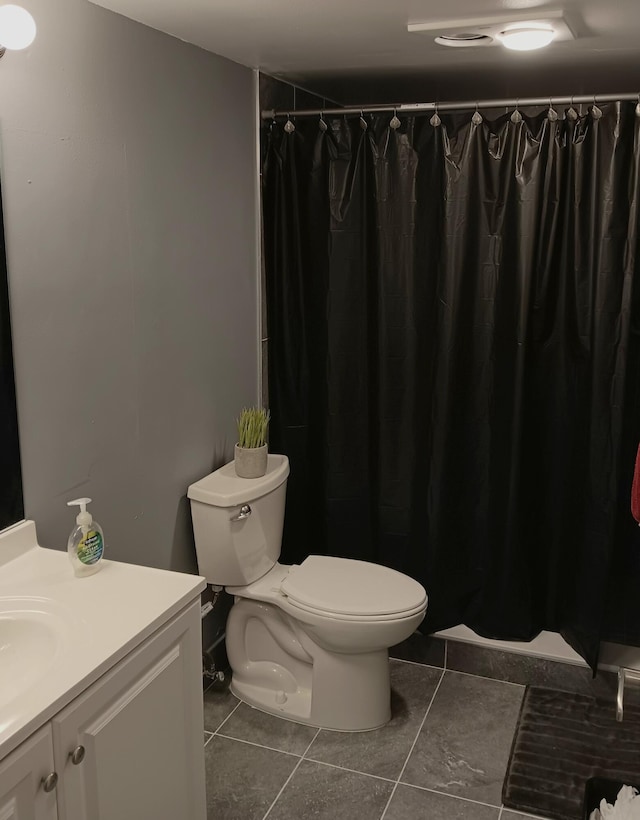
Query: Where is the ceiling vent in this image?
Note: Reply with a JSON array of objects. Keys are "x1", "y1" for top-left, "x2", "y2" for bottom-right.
[
  {"x1": 434, "y1": 33, "x2": 494, "y2": 48},
  {"x1": 408, "y1": 9, "x2": 575, "y2": 49}
]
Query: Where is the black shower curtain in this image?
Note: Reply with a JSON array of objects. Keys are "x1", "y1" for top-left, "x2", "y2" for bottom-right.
[{"x1": 262, "y1": 102, "x2": 640, "y2": 670}]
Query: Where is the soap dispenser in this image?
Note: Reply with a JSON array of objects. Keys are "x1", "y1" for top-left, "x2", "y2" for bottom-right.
[{"x1": 67, "y1": 497, "x2": 105, "y2": 577}]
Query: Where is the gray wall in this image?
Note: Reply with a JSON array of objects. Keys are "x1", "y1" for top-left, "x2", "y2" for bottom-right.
[{"x1": 0, "y1": 0, "x2": 258, "y2": 573}]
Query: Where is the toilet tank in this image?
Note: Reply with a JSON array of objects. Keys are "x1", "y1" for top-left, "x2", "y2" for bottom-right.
[{"x1": 187, "y1": 454, "x2": 289, "y2": 586}]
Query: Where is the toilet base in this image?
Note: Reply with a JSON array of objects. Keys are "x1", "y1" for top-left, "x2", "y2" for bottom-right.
[
  {"x1": 226, "y1": 598, "x2": 392, "y2": 731},
  {"x1": 229, "y1": 677, "x2": 390, "y2": 732}
]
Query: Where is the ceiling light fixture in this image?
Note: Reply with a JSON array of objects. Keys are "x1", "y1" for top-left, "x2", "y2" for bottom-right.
[
  {"x1": 0, "y1": 4, "x2": 36, "y2": 54},
  {"x1": 498, "y1": 26, "x2": 555, "y2": 50},
  {"x1": 409, "y1": 11, "x2": 573, "y2": 51}
]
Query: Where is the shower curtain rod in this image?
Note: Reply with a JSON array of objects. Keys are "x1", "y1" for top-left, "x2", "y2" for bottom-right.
[{"x1": 261, "y1": 92, "x2": 639, "y2": 120}]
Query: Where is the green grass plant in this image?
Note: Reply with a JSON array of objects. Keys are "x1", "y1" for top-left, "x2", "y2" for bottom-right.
[{"x1": 236, "y1": 407, "x2": 270, "y2": 449}]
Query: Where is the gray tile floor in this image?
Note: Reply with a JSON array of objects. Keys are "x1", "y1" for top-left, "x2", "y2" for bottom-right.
[{"x1": 202, "y1": 660, "x2": 551, "y2": 820}]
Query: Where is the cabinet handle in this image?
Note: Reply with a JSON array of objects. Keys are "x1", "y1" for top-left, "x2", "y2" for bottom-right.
[
  {"x1": 41, "y1": 772, "x2": 58, "y2": 793},
  {"x1": 70, "y1": 745, "x2": 86, "y2": 765}
]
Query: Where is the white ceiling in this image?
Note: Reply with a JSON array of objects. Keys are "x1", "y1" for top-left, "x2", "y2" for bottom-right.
[{"x1": 89, "y1": 0, "x2": 640, "y2": 99}]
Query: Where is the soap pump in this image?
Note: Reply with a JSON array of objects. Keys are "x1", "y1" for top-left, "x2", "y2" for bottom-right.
[{"x1": 67, "y1": 497, "x2": 105, "y2": 577}]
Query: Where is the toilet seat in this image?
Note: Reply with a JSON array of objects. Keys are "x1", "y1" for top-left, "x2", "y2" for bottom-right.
[{"x1": 280, "y1": 555, "x2": 427, "y2": 621}]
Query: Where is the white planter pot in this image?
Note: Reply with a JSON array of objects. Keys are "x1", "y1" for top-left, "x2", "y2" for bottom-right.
[{"x1": 234, "y1": 443, "x2": 268, "y2": 478}]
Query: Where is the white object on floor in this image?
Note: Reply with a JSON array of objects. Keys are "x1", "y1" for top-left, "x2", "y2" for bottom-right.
[
  {"x1": 590, "y1": 785, "x2": 640, "y2": 819},
  {"x1": 188, "y1": 454, "x2": 428, "y2": 731},
  {"x1": 436, "y1": 623, "x2": 640, "y2": 675}
]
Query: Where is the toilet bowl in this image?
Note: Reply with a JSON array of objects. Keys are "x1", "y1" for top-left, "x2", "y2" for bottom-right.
[{"x1": 188, "y1": 455, "x2": 427, "y2": 731}]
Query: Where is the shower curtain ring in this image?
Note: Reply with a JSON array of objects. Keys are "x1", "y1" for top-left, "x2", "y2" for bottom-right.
[
  {"x1": 359, "y1": 110, "x2": 368, "y2": 131},
  {"x1": 548, "y1": 97, "x2": 558, "y2": 122},
  {"x1": 390, "y1": 108, "x2": 401, "y2": 129},
  {"x1": 592, "y1": 96, "x2": 603, "y2": 120},
  {"x1": 471, "y1": 104, "x2": 483, "y2": 125},
  {"x1": 567, "y1": 96, "x2": 578, "y2": 121},
  {"x1": 319, "y1": 111, "x2": 328, "y2": 132},
  {"x1": 284, "y1": 113, "x2": 296, "y2": 134},
  {"x1": 430, "y1": 104, "x2": 441, "y2": 127},
  {"x1": 510, "y1": 99, "x2": 522, "y2": 124},
  {"x1": 636, "y1": 94, "x2": 640, "y2": 117}
]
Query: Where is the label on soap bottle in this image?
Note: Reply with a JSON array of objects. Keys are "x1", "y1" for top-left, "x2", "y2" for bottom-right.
[{"x1": 77, "y1": 530, "x2": 104, "y2": 565}]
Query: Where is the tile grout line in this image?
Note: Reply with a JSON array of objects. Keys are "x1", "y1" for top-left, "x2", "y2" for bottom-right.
[
  {"x1": 212, "y1": 700, "x2": 242, "y2": 736},
  {"x1": 301, "y1": 756, "x2": 397, "y2": 784},
  {"x1": 390, "y1": 657, "x2": 445, "y2": 671},
  {"x1": 438, "y1": 666, "x2": 526, "y2": 688},
  {"x1": 379, "y1": 667, "x2": 447, "y2": 820},
  {"x1": 392, "y1": 782, "x2": 506, "y2": 811},
  {"x1": 389, "y1": 646, "x2": 528, "y2": 686},
  {"x1": 216, "y1": 732, "x2": 304, "y2": 758},
  {"x1": 261, "y1": 728, "x2": 321, "y2": 820},
  {"x1": 392, "y1": 653, "x2": 527, "y2": 689},
  {"x1": 395, "y1": 667, "x2": 447, "y2": 780}
]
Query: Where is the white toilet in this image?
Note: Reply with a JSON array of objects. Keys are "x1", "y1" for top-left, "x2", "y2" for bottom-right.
[{"x1": 188, "y1": 454, "x2": 427, "y2": 731}]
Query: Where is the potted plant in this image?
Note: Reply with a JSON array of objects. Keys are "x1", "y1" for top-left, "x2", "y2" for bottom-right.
[{"x1": 234, "y1": 406, "x2": 270, "y2": 478}]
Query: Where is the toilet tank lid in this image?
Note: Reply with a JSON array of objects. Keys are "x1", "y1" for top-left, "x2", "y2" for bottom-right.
[
  {"x1": 187, "y1": 454, "x2": 289, "y2": 507},
  {"x1": 281, "y1": 555, "x2": 427, "y2": 617}
]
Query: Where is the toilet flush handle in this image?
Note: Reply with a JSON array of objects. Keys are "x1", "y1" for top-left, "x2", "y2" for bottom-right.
[{"x1": 230, "y1": 504, "x2": 252, "y2": 522}]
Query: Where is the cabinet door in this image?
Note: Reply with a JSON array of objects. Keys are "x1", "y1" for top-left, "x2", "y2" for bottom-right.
[
  {"x1": 0, "y1": 725, "x2": 58, "y2": 820},
  {"x1": 52, "y1": 601, "x2": 205, "y2": 820}
]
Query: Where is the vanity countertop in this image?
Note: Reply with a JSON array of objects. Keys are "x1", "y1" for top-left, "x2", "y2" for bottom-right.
[{"x1": 0, "y1": 520, "x2": 206, "y2": 760}]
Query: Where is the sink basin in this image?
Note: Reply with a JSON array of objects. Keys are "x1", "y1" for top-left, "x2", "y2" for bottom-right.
[{"x1": 0, "y1": 598, "x2": 69, "y2": 706}]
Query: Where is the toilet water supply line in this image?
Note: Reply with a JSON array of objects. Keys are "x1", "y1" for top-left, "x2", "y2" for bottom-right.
[
  {"x1": 200, "y1": 584, "x2": 223, "y2": 620},
  {"x1": 201, "y1": 584, "x2": 226, "y2": 682}
]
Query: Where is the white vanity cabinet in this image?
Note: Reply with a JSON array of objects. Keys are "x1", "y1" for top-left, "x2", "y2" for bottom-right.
[{"x1": 0, "y1": 599, "x2": 206, "y2": 820}]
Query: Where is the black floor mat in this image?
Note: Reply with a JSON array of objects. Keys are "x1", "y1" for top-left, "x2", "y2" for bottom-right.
[{"x1": 502, "y1": 687, "x2": 640, "y2": 820}]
